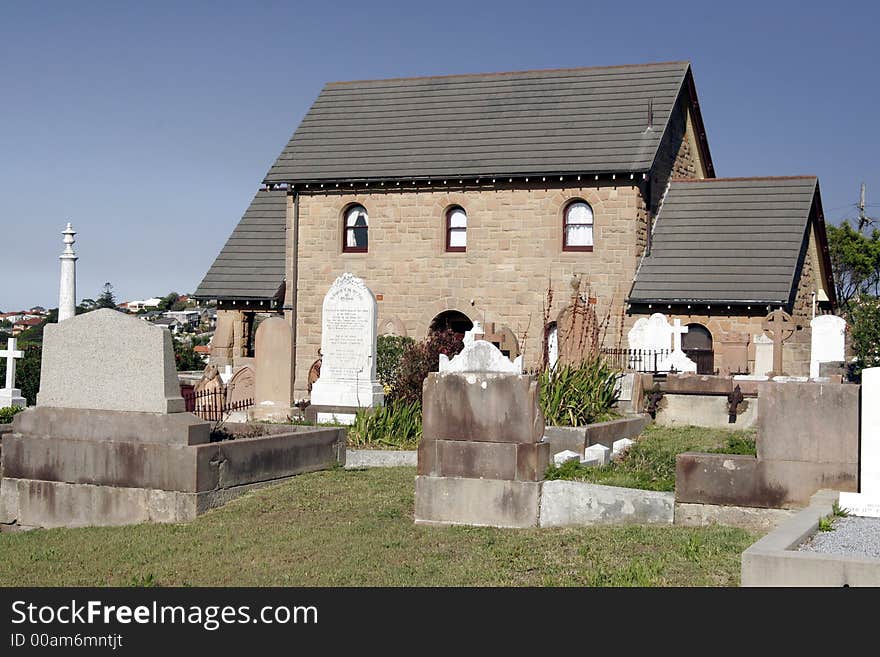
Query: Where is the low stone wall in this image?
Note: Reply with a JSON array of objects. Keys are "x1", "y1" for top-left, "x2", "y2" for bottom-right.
[
  {"x1": 676, "y1": 452, "x2": 857, "y2": 509},
  {"x1": 741, "y1": 491, "x2": 880, "y2": 586},
  {"x1": 345, "y1": 450, "x2": 417, "y2": 469},
  {"x1": 0, "y1": 413, "x2": 345, "y2": 528},
  {"x1": 674, "y1": 502, "x2": 795, "y2": 532},
  {"x1": 542, "y1": 414, "x2": 650, "y2": 454},
  {"x1": 655, "y1": 394, "x2": 758, "y2": 430},
  {"x1": 539, "y1": 480, "x2": 674, "y2": 527},
  {"x1": 675, "y1": 381, "x2": 859, "y2": 509}
]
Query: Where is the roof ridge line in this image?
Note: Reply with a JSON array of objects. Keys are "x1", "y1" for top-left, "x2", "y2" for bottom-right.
[
  {"x1": 326, "y1": 61, "x2": 691, "y2": 86},
  {"x1": 671, "y1": 175, "x2": 817, "y2": 182}
]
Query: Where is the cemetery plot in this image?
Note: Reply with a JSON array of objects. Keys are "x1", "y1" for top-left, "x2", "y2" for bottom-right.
[{"x1": 0, "y1": 467, "x2": 755, "y2": 587}]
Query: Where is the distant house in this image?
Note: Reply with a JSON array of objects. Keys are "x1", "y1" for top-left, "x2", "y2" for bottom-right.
[
  {"x1": 163, "y1": 310, "x2": 202, "y2": 331},
  {"x1": 194, "y1": 344, "x2": 211, "y2": 363},
  {"x1": 125, "y1": 298, "x2": 164, "y2": 312},
  {"x1": 150, "y1": 317, "x2": 183, "y2": 334},
  {"x1": 12, "y1": 317, "x2": 43, "y2": 335}
]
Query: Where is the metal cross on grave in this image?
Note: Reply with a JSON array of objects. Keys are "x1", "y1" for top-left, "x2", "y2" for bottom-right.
[
  {"x1": 670, "y1": 319, "x2": 689, "y2": 352},
  {"x1": 762, "y1": 309, "x2": 799, "y2": 377},
  {"x1": 0, "y1": 337, "x2": 24, "y2": 390}
]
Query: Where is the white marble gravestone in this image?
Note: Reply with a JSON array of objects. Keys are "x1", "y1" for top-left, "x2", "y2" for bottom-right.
[
  {"x1": 310, "y1": 272, "x2": 384, "y2": 423},
  {"x1": 628, "y1": 313, "x2": 674, "y2": 352},
  {"x1": 809, "y1": 315, "x2": 846, "y2": 379},
  {"x1": 658, "y1": 319, "x2": 697, "y2": 373},
  {"x1": 628, "y1": 313, "x2": 680, "y2": 371},
  {"x1": 753, "y1": 334, "x2": 773, "y2": 377},
  {"x1": 438, "y1": 339, "x2": 523, "y2": 373},
  {"x1": 0, "y1": 337, "x2": 26, "y2": 408},
  {"x1": 839, "y1": 367, "x2": 880, "y2": 517}
]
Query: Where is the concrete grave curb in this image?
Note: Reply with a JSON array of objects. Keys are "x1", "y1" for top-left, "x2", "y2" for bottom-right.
[{"x1": 741, "y1": 490, "x2": 880, "y2": 586}]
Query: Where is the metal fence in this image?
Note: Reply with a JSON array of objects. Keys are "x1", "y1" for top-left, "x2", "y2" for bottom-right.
[
  {"x1": 600, "y1": 348, "x2": 671, "y2": 374},
  {"x1": 181, "y1": 386, "x2": 254, "y2": 422}
]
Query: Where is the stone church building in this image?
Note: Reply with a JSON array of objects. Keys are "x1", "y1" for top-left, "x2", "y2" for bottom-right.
[{"x1": 194, "y1": 61, "x2": 836, "y2": 402}]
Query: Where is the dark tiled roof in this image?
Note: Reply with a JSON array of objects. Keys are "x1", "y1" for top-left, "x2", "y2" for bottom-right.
[
  {"x1": 265, "y1": 61, "x2": 693, "y2": 183},
  {"x1": 629, "y1": 177, "x2": 819, "y2": 304},
  {"x1": 192, "y1": 190, "x2": 286, "y2": 300}
]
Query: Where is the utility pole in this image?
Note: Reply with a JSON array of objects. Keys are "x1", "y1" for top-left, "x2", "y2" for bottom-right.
[{"x1": 857, "y1": 182, "x2": 877, "y2": 232}]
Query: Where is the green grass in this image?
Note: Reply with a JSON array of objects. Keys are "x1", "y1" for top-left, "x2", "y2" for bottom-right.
[
  {"x1": 545, "y1": 425, "x2": 757, "y2": 492},
  {"x1": 0, "y1": 467, "x2": 754, "y2": 587}
]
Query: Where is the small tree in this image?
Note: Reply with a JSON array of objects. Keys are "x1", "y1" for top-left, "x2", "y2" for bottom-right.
[
  {"x1": 96, "y1": 283, "x2": 117, "y2": 309},
  {"x1": 376, "y1": 335, "x2": 414, "y2": 388},
  {"x1": 848, "y1": 295, "x2": 880, "y2": 380},
  {"x1": 173, "y1": 337, "x2": 204, "y2": 371},
  {"x1": 390, "y1": 329, "x2": 463, "y2": 405},
  {"x1": 159, "y1": 292, "x2": 181, "y2": 311}
]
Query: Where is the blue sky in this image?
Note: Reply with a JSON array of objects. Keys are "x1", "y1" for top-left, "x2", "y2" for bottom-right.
[{"x1": 2, "y1": 0, "x2": 878, "y2": 311}]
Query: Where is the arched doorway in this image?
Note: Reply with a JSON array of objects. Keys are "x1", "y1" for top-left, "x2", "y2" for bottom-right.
[
  {"x1": 682, "y1": 323, "x2": 714, "y2": 375},
  {"x1": 429, "y1": 310, "x2": 473, "y2": 341}
]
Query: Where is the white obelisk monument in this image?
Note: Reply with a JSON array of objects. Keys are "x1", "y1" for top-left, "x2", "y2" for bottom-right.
[{"x1": 58, "y1": 222, "x2": 78, "y2": 322}]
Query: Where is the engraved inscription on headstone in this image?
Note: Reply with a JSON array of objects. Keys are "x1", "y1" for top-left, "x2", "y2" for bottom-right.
[{"x1": 310, "y1": 272, "x2": 384, "y2": 419}]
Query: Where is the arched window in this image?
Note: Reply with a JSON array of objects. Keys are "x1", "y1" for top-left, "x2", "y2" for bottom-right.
[
  {"x1": 343, "y1": 204, "x2": 368, "y2": 253},
  {"x1": 563, "y1": 200, "x2": 594, "y2": 251},
  {"x1": 446, "y1": 206, "x2": 467, "y2": 252}
]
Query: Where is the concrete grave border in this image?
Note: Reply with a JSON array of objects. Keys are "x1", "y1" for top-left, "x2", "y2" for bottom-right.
[{"x1": 741, "y1": 490, "x2": 880, "y2": 586}]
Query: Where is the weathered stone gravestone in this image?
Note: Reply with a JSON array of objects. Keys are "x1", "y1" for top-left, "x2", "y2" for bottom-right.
[
  {"x1": 251, "y1": 317, "x2": 294, "y2": 421},
  {"x1": 226, "y1": 366, "x2": 255, "y2": 405},
  {"x1": 309, "y1": 272, "x2": 383, "y2": 424},
  {"x1": 0, "y1": 308, "x2": 346, "y2": 530},
  {"x1": 557, "y1": 299, "x2": 600, "y2": 365},
  {"x1": 38, "y1": 309, "x2": 184, "y2": 412},
  {"x1": 809, "y1": 315, "x2": 846, "y2": 379},
  {"x1": 0, "y1": 338, "x2": 26, "y2": 409},
  {"x1": 194, "y1": 363, "x2": 225, "y2": 418},
  {"x1": 762, "y1": 309, "x2": 799, "y2": 377},
  {"x1": 839, "y1": 367, "x2": 880, "y2": 517},
  {"x1": 1, "y1": 309, "x2": 212, "y2": 527},
  {"x1": 415, "y1": 340, "x2": 548, "y2": 528}
]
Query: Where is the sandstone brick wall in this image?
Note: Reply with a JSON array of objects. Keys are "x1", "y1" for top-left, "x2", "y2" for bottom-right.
[{"x1": 291, "y1": 182, "x2": 646, "y2": 399}]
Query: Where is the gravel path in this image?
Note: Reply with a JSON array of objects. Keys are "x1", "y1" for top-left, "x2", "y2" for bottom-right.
[{"x1": 798, "y1": 516, "x2": 880, "y2": 560}]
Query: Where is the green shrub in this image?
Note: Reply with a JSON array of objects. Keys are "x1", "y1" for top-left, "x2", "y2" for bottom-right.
[
  {"x1": 0, "y1": 405, "x2": 24, "y2": 424},
  {"x1": 389, "y1": 329, "x2": 463, "y2": 405},
  {"x1": 538, "y1": 358, "x2": 620, "y2": 426},
  {"x1": 376, "y1": 335, "x2": 414, "y2": 389},
  {"x1": 348, "y1": 401, "x2": 422, "y2": 449},
  {"x1": 848, "y1": 295, "x2": 880, "y2": 380}
]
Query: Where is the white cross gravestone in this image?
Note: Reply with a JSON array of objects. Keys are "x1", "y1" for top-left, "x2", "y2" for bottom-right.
[
  {"x1": 839, "y1": 367, "x2": 880, "y2": 517},
  {"x1": 658, "y1": 318, "x2": 697, "y2": 373},
  {"x1": 0, "y1": 337, "x2": 26, "y2": 408},
  {"x1": 809, "y1": 315, "x2": 846, "y2": 379},
  {"x1": 310, "y1": 272, "x2": 384, "y2": 424}
]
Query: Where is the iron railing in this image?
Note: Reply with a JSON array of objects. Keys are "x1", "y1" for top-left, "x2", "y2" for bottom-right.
[
  {"x1": 181, "y1": 386, "x2": 254, "y2": 422},
  {"x1": 599, "y1": 348, "x2": 672, "y2": 374}
]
